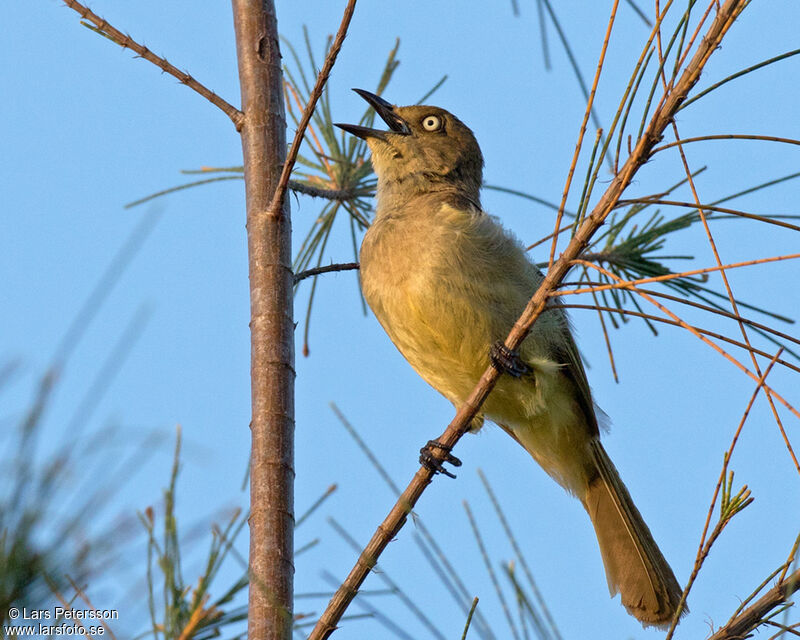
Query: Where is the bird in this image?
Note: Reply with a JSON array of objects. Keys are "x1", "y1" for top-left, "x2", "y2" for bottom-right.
[{"x1": 336, "y1": 89, "x2": 685, "y2": 627}]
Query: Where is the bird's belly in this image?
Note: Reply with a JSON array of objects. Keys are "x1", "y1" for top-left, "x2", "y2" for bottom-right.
[
  {"x1": 368, "y1": 280, "x2": 493, "y2": 404},
  {"x1": 362, "y1": 247, "x2": 594, "y2": 492}
]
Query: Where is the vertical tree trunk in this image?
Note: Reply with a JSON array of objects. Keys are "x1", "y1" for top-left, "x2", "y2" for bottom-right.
[{"x1": 231, "y1": 2, "x2": 294, "y2": 639}]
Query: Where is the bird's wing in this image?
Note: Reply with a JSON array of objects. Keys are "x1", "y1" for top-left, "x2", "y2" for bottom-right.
[{"x1": 547, "y1": 302, "x2": 601, "y2": 437}]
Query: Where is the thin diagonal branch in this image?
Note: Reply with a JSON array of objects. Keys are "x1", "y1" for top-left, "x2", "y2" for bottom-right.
[
  {"x1": 556, "y1": 253, "x2": 800, "y2": 298},
  {"x1": 576, "y1": 260, "x2": 800, "y2": 422},
  {"x1": 780, "y1": 535, "x2": 800, "y2": 585},
  {"x1": 666, "y1": 349, "x2": 783, "y2": 639},
  {"x1": 616, "y1": 199, "x2": 800, "y2": 233},
  {"x1": 62, "y1": 0, "x2": 244, "y2": 129},
  {"x1": 559, "y1": 304, "x2": 800, "y2": 375},
  {"x1": 680, "y1": 47, "x2": 800, "y2": 112},
  {"x1": 587, "y1": 285, "x2": 800, "y2": 349},
  {"x1": 668, "y1": 121, "x2": 800, "y2": 477},
  {"x1": 267, "y1": 0, "x2": 358, "y2": 217},
  {"x1": 548, "y1": 0, "x2": 620, "y2": 267}
]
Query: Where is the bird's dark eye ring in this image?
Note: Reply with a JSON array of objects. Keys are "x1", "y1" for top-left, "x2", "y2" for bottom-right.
[{"x1": 421, "y1": 115, "x2": 442, "y2": 132}]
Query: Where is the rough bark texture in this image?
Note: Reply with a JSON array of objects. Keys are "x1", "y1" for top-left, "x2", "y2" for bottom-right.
[{"x1": 231, "y1": 2, "x2": 295, "y2": 639}]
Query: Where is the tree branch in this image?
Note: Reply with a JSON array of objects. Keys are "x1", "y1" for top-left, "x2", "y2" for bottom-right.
[
  {"x1": 231, "y1": 1, "x2": 293, "y2": 638},
  {"x1": 267, "y1": 0, "x2": 358, "y2": 217},
  {"x1": 708, "y1": 569, "x2": 800, "y2": 640},
  {"x1": 309, "y1": 1, "x2": 750, "y2": 637},
  {"x1": 62, "y1": 0, "x2": 244, "y2": 130},
  {"x1": 231, "y1": 2, "x2": 358, "y2": 639}
]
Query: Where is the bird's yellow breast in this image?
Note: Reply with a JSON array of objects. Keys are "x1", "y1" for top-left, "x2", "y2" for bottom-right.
[
  {"x1": 361, "y1": 200, "x2": 598, "y2": 492},
  {"x1": 360, "y1": 202, "x2": 557, "y2": 410}
]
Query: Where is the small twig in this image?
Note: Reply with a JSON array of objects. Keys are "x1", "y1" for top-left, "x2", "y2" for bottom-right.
[
  {"x1": 548, "y1": 0, "x2": 620, "y2": 268},
  {"x1": 460, "y1": 597, "x2": 480, "y2": 640},
  {"x1": 284, "y1": 81, "x2": 334, "y2": 176},
  {"x1": 125, "y1": 176, "x2": 243, "y2": 209},
  {"x1": 526, "y1": 223, "x2": 573, "y2": 251},
  {"x1": 680, "y1": 47, "x2": 800, "y2": 112},
  {"x1": 52, "y1": 208, "x2": 161, "y2": 366},
  {"x1": 296, "y1": 484, "x2": 337, "y2": 528},
  {"x1": 664, "y1": 349, "x2": 782, "y2": 639},
  {"x1": 127, "y1": 177, "x2": 368, "y2": 211},
  {"x1": 477, "y1": 469, "x2": 562, "y2": 640},
  {"x1": 585, "y1": 268, "x2": 619, "y2": 382},
  {"x1": 616, "y1": 199, "x2": 800, "y2": 233},
  {"x1": 288, "y1": 181, "x2": 372, "y2": 201},
  {"x1": 671, "y1": 1, "x2": 716, "y2": 86},
  {"x1": 294, "y1": 262, "x2": 359, "y2": 284},
  {"x1": 576, "y1": 260, "x2": 800, "y2": 422},
  {"x1": 733, "y1": 563, "x2": 794, "y2": 622},
  {"x1": 177, "y1": 591, "x2": 217, "y2": 640},
  {"x1": 540, "y1": 0, "x2": 614, "y2": 174},
  {"x1": 483, "y1": 184, "x2": 567, "y2": 214},
  {"x1": 559, "y1": 304, "x2": 800, "y2": 374},
  {"x1": 569, "y1": 284, "x2": 799, "y2": 347},
  {"x1": 652, "y1": 133, "x2": 800, "y2": 154},
  {"x1": 780, "y1": 533, "x2": 800, "y2": 584},
  {"x1": 707, "y1": 569, "x2": 800, "y2": 640},
  {"x1": 62, "y1": 0, "x2": 243, "y2": 129},
  {"x1": 764, "y1": 620, "x2": 800, "y2": 639},
  {"x1": 49, "y1": 588, "x2": 94, "y2": 640},
  {"x1": 331, "y1": 403, "x2": 494, "y2": 638},
  {"x1": 535, "y1": 0, "x2": 551, "y2": 70},
  {"x1": 66, "y1": 577, "x2": 118, "y2": 640},
  {"x1": 464, "y1": 501, "x2": 520, "y2": 640},
  {"x1": 669, "y1": 120, "x2": 800, "y2": 478},
  {"x1": 267, "y1": 0, "x2": 358, "y2": 218},
  {"x1": 557, "y1": 252, "x2": 800, "y2": 298}
]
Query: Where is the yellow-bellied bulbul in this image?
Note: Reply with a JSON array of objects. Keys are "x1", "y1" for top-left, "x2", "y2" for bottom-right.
[{"x1": 336, "y1": 89, "x2": 684, "y2": 627}]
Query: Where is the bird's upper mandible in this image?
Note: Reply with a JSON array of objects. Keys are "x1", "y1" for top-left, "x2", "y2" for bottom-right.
[{"x1": 335, "y1": 89, "x2": 484, "y2": 207}]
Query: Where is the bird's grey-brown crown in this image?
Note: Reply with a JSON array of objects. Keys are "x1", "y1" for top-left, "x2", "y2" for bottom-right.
[{"x1": 336, "y1": 89, "x2": 484, "y2": 209}]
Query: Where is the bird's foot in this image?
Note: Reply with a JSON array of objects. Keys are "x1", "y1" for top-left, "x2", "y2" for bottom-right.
[
  {"x1": 419, "y1": 440, "x2": 462, "y2": 478},
  {"x1": 490, "y1": 341, "x2": 532, "y2": 378}
]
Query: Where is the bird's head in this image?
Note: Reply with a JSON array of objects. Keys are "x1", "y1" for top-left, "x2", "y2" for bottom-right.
[{"x1": 336, "y1": 89, "x2": 483, "y2": 209}]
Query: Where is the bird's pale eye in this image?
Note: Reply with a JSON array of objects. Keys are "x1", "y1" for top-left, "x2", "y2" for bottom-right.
[{"x1": 421, "y1": 114, "x2": 442, "y2": 131}]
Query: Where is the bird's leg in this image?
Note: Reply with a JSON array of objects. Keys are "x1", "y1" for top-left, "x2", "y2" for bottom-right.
[
  {"x1": 419, "y1": 440, "x2": 462, "y2": 478},
  {"x1": 490, "y1": 341, "x2": 533, "y2": 379}
]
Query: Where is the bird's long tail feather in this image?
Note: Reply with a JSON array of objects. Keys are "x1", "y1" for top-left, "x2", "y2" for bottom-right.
[{"x1": 583, "y1": 440, "x2": 685, "y2": 627}]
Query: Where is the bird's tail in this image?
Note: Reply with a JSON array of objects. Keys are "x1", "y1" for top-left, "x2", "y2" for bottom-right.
[{"x1": 583, "y1": 440, "x2": 685, "y2": 627}]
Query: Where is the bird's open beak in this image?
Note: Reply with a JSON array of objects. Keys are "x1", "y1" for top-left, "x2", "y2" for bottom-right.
[{"x1": 334, "y1": 89, "x2": 410, "y2": 140}]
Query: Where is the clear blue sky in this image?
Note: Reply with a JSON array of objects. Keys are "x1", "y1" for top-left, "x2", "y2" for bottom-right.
[{"x1": 3, "y1": 2, "x2": 800, "y2": 638}]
